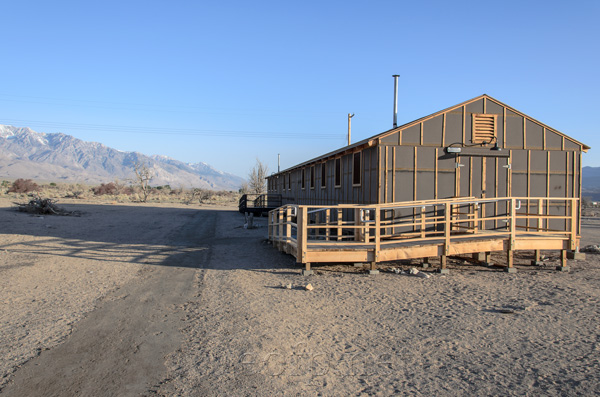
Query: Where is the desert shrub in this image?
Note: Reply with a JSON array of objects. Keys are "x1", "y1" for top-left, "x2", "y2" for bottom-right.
[
  {"x1": 121, "y1": 186, "x2": 134, "y2": 195},
  {"x1": 8, "y1": 179, "x2": 41, "y2": 193},
  {"x1": 92, "y1": 182, "x2": 118, "y2": 196},
  {"x1": 49, "y1": 182, "x2": 57, "y2": 187}
]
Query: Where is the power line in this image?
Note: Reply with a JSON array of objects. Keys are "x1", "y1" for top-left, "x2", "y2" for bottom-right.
[{"x1": 0, "y1": 118, "x2": 344, "y2": 140}]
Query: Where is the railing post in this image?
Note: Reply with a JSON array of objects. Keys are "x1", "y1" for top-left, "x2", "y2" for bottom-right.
[
  {"x1": 570, "y1": 198, "x2": 577, "y2": 251},
  {"x1": 375, "y1": 207, "x2": 381, "y2": 263},
  {"x1": 277, "y1": 208, "x2": 284, "y2": 250},
  {"x1": 507, "y1": 198, "x2": 516, "y2": 271},
  {"x1": 286, "y1": 206, "x2": 292, "y2": 246},
  {"x1": 325, "y1": 209, "x2": 331, "y2": 241},
  {"x1": 297, "y1": 206, "x2": 308, "y2": 264},
  {"x1": 268, "y1": 211, "x2": 273, "y2": 242},
  {"x1": 354, "y1": 208, "x2": 363, "y2": 242},
  {"x1": 441, "y1": 202, "x2": 450, "y2": 271},
  {"x1": 337, "y1": 208, "x2": 343, "y2": 241}
]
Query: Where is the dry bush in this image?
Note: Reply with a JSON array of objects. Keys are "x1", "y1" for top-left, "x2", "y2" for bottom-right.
[
  {"x1": 8, "y1": 179, "x2": 41, "y2": 193},
  {"x1": 92, "y1": 182, "x2": 118, "y2": 196}
]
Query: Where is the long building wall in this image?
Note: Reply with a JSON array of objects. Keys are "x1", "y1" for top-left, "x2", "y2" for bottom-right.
[{"x1": 267, "y1": 96, "x2": 585, "y2": 223}]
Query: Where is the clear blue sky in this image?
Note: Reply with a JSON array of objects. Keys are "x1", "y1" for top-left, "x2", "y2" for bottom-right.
[{"x1": 1, "y1": 0, "x2": 598, "y2": 178}]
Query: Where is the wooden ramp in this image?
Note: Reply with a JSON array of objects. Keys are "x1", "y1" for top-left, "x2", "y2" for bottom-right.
[{"x1": 268, "y1": 197, "x2": 580, "y2": 274}]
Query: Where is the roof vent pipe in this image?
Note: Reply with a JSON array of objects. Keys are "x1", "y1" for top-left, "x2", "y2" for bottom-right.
[{"x1": 392, "y1": 74, "x2": 399, "y2": 128}]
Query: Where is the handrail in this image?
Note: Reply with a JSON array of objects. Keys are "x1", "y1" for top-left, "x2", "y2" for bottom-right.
[{"x1": 268, "y1": 197, "x2": 579, "y2": 262}]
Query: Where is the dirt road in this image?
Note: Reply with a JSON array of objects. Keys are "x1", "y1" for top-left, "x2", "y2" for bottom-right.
[{"x1": 0, "y1": 203, "x2": 222, "y2": 396}]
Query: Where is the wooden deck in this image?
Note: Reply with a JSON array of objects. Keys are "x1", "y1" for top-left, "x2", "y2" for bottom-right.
[{"x1": 268, "y1": 197, "x2": 580, "y2": 274}]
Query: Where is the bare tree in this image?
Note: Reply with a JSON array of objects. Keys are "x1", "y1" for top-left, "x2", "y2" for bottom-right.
[
  {"x1": 247, "y1": 158, "x2": 269, "y2": 194},
  {"x1": 134, "y1": 161, "x2": 153, "y2": 202}
]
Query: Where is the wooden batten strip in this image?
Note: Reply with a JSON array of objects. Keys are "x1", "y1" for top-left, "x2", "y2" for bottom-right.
[
  {"x1": 435, "y1": 148, "x2": 438, "y2": 199},
  {"x1": 578, "y1": 152, "x2": 582, "y2": 236},
  {"x1": 377, "y1": 145, "x2": 382, "y2": 203},
  {"x1": 462, "y1": 106, "x2": 466, "y2": 145},
  {"x1": 442, "y1": 114, "x2": 446, "y2": 147},
  {"x1": 392, "y1": 147, "x2": 396, "y2": 203},
  {"x1": 420, "y1": 122, "x2": 424, "y2": 146},
  {"x1": 523, "y1": 117, "x2": 527, "y2": 149},
  {"x1": 503, "y1": 107, "x2": 507, "y2": 148},
  {"x1": 543, "y1": 128, "x2": 546, "y2": 150},
  {"x1": 527, "y1": 151, "x2": 531, "y2": 230},
  {"x1": 546, "y1": 151, "x2": 550, "y2": 231},
  {"x1": 508, "y1": 150, "x2": 512, "y2": 196},
  {"x1": 384, "y1": 146, "x2": 389, "y2": 203},
  {"x1": 494, "y1": 157, "x2": 498, "y2": 229},
  {"x1": 455, "y1": 156, "x2": 460, "y2": 197},
  {"x1": 572, "y1": 152, "x2": 576, "y2": 203},
  {"x1": 413, "y1": 147, "x2": 418, "y2": 201},
  {"x1": 469, "y1": 157, "x2": 473, "y2": 197},
  {"x1": 566, "y1": 151, "x2": 569, "y2": 198}
]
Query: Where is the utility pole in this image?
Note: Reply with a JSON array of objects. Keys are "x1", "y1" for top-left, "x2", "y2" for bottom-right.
[{"x1": 348, "y1": 113, "x2": 355, "y2": 145}]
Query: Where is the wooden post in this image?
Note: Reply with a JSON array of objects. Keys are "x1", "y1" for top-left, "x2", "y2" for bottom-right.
[
  {"x1": 286, "y1": 207, "x2": 292, "y2": 247},
  {"x1": 506, "y1": 198, "x2": 516, "y2": 273},
  {"x1": 420, "y1": 206, "x2": 426, "y2": 238},
  {"x1": 375, "y1": 207, "x2": 381, "y2": 263},
  {"x1": 337, "y1": 208, "x2": 343, "y2": 242},
  {"x1": 297, "y1": 206, "x2": 307, "y2": 264},
  {"x1": 354, "y1": 208, "x2": 362, "y2": 242},
  {"x1": 570, "y1": 198, "x2": 577, "y2": 251},
  {"x1": 325, "y1": 208, "x2": 331, "y2": 241},
  {"x1": 277, "y1": 209, "x2": 283, "y2": 250},
  {"x1": 440, "y1": 202, "x2": 450, "y2": 273}
]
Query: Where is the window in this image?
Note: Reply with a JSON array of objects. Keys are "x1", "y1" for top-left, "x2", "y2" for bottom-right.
[
  {"x1": 321, "y1": 162, "x2": 326, "y2": 188},
  {"x1": 334, "y1": 158, "x2": 342, "y2": 188},
  {"x1": 472, "y1": 114, "x2": 497, "y2": 145},
  {"x1": 310, "y1": 166, "x2": 315, "y2": 189},
  {"x1": 288, "y1": 173, "x2": 291, "y2": 191},
  {"x1": 352, "y1": 152, "x2": 361, "y2": 186},
  {"x1": 301, "y1": 168, "x2": 306, "y2": 190}
]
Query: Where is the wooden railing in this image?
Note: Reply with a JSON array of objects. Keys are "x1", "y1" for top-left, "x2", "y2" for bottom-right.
[{"x1": 268, "y1": 197, "x2": 579, "y2": 266}]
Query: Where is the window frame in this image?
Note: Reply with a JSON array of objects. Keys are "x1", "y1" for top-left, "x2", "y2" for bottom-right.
[
  {"x1": 334, "y1": 157, "x2": 342, "y2": 188},
  {"x1": 352, "y1": 152, "x2": 362, "y2": 187},
  {"x1": 320, "y1": 162, "x2": 327, "y2": 189}
]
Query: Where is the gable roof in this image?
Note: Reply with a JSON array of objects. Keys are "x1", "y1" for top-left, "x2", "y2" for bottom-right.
[{"x1": 270, "y1": 94, "x2": 590, "y2": 177}]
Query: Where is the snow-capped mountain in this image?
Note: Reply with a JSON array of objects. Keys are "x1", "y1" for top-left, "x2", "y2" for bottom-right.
[{"x1": 0, "y1": 125, "x2": 245, "y2": 190}]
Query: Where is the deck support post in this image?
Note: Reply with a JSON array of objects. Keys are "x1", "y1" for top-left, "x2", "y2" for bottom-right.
[
  {"x1": 438, "y1": 255, "x2": 449, "y2": 274},
  {"x1": 505, "y1": 250, "x2": 516, "y2": 273},
  {"x1": 422, "y1": 257, "x2": 430, "y2": 268},
  {"x1": 302, "y1": 262, "x2": 313, "y2": 276},
  {"x1": 368, "y1": 261, "x2": 379, "y2": 275},
  {"x1": 557, "y1": 250, "x2": 569, "y2": 272},
  {"x1": 531, "y1": 249, "x2": 542, "y2": 266}
]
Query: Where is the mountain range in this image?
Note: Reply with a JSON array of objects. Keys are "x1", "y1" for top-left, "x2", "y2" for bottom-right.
[{"x1": 0, "y1": 125, "x2": 245, "y2": 190}]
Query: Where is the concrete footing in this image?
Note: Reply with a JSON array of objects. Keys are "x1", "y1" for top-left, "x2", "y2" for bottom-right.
[
  {"x1": 302, "y1": 270, "x2": 314, "y2": 276},
  {"x1": 505, "y1": 267, "x2": 517, "y2": 273},
  {"x1": 368, "y1": 270, "x2": 379, "y2": 275},
  {"x1": 567, "y1": 252, "x2": 586, "y2": 260},
  {"x1": 438, "y1": 269, "x2": 450, "y2": 274},
  {"x1": 556, "y1": 266, "x2": 570, "y2": 272},
  {"x1": 422, "y1": 262, "x2": 430, "y2": 269}
]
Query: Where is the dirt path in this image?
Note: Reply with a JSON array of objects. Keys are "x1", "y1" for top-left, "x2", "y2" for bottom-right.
[{"x1": 0, "y1": 203, "x2": 220, "y2": 396}]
